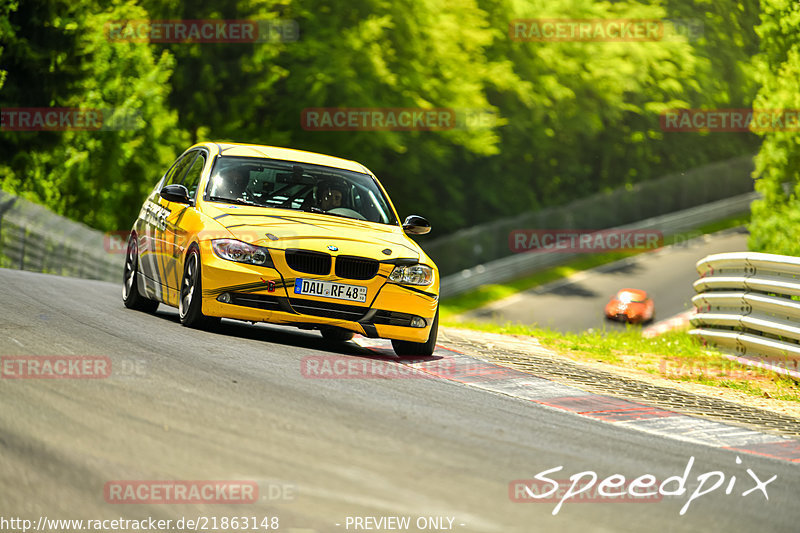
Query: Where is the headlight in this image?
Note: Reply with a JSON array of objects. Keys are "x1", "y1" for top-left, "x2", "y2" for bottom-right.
[
  {"x1": 211, "y1": 239, "x2": 273, "y2": 267},
  {"x1": 389, "y1": 264, "x2": 434, "y2": 286}
]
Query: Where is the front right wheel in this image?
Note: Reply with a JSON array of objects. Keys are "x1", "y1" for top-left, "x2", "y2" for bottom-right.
[{"x1": 391, "y1": 307, "x2": 439, "y2": 357}]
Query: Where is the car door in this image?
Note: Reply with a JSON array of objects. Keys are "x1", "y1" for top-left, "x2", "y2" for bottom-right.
[
  {"x1": 161, "y1": 150, "x2": 208, "y2": 303},
  {"x1": 140, "y1": 151, "x2": 197, "y2": 297}
]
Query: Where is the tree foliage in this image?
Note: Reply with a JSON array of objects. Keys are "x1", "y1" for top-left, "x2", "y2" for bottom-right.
[
  {"x1": 0, "y1": 0, "x2": 765, "y2": 236},
  {"x1": 748, "y1": 0, "x2": 800, "y2": 255},
  {"x1": 0, "y1": 0, "x2": 186, "y2": 229}
]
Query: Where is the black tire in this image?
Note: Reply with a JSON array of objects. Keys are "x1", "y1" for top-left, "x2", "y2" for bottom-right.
[
  {"x1": 320, "y1": 327, "x2": 355, "y2": 342},
  {"x1": 392, "y1": 307, "x2": 439, "y2": 357},
  {"x1": 179, "y1": 246, "x2": 220, "y2": 330},
  {"x1": 122, "y1": 234, "x2": 159, "y2": 313}
]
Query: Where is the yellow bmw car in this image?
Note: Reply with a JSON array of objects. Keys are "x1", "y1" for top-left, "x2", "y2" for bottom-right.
[{"x1": 122, "y1": 142, "x2": 439, "y2": 356}]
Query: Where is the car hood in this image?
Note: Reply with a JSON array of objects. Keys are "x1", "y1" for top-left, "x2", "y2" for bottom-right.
[{"x1": 202, "y1": 205, "x2": 424, "y2": 262}]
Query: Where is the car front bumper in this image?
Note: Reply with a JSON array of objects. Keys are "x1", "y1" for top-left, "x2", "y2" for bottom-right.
[{"x1": 198, "y1": 242, "x2": 438, "y2": 342}]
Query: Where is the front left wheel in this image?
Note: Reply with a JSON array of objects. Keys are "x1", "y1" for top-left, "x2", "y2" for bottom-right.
[
  {"x1": 391, "y1": 307, "x2": 439, "y2": 357},
  {"x1": 122, "y1": 234, "x2": 159, "y2": 313},
  {"x1": 320, "y1": 327, "x2": 355, "y2": 342},
  {"x1": 179, "y1": 246, "x2": 220, "y2": 330}
]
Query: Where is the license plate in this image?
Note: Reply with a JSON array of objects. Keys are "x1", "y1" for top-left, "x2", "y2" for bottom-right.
[{"x1": 293, "y1": 279, "x2": 367, "y2": 303}]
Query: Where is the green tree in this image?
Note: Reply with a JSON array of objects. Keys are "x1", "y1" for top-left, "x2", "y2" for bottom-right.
[
  {"x1": 0, "y1": 0, "x2": 769, "y2": 238},
  {"x1": 142, "y1": 0, "x2": 510, "y2": 231},
  {"x1": 748, "y1": 0, "x2": 800, "y2": 255},
  {"x1": 459, "y1": 0, "x2": 760, "y2": 227},
  {"x1": 0, "y1": 0, "x2": 187, "y2": 230}
]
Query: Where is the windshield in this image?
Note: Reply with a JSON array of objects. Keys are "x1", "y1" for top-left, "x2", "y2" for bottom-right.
[
  {"x1": 203, "y1": 156, "x2": 398, "y2": 225},
  {"x1": 618, "y1": 291, "x2": 646, "y2": 303}
]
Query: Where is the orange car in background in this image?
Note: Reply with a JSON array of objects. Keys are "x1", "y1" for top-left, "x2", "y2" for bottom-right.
[{"x1": 604, "y1": 288, "x2": 654, "y2": 324}]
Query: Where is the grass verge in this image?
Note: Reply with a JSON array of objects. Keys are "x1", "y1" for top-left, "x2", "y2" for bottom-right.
[{"x1": 442, "y1": 318, "x2": 800, "y2": 402}]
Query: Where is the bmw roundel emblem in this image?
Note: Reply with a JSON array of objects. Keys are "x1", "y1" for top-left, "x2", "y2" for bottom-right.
[{"x1": 327, "y1": 245, "x2": 338, "y2": 251}]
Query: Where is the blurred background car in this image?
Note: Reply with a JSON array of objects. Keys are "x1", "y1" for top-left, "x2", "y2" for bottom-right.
[{"x1": 604, "y1": 288, "x2": 654, "y2": 324}]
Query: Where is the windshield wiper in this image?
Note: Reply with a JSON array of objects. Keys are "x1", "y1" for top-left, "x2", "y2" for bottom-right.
[{"x1": 208, "y1": 196, "x2": 262, "y2": 208}]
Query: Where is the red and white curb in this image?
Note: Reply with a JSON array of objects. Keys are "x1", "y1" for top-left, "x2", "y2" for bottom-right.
[
  {"x1": 352, "y1": 337, "x2": 800, "y2": 463},
  {"x1": 642, "y1": 309, "x2": 696, "y2": 338}
]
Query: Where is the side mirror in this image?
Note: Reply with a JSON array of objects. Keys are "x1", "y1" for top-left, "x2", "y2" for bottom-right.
[
  {"x1": 160, "y1": 184, "x2": 191, "y2": 204},
  {"x1": 402, "y1": 215, "x2": 431, "y2": 235}
]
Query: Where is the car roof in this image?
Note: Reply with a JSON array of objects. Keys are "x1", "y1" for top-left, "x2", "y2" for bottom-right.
[{"x1": 204, "y1": 142, "x2": 370, "y2": 174}]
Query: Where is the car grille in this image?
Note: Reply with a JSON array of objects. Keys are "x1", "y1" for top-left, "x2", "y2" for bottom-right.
[
  {"x1": 229, "y1": 293, "x2": 283, "y2": 311},
  {"x1": 285, "y1": 250, "x2": 331, "y2": 275},
  {"x1": 288, "y1": 298, "x2": 368, "y2": 321},
  {"x1": 335, "y1": 256, "x2": 380, "y2": 280}
]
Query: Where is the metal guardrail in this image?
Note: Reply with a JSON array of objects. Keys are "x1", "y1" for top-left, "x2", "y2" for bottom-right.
[
  {"x1": 690, "y1": 252, "x2": 800, "y2": 378},
  {"x1": 423, "y1": 154, "x2": 756, "y2": 276},
  {"x1": 0, "y1": 190, "x2": 122, "y2": 282},
  {"x1": 440, "y1": 191, "x2": 758, "y2": 298}
]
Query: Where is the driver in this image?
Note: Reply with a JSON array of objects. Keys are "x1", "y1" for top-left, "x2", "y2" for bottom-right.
[{"x1": 317, "y1": 183, "x2": 345, "y2": 211}]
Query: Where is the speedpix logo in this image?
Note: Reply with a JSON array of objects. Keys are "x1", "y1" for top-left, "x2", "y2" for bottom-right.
[{"x1": 512, "y1": 456, "x2": 776, "y2": 515}]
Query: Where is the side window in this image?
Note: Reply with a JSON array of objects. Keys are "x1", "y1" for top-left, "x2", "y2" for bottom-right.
[
  {"x1": 162, "y1": 152, "x2": 197, "y2": 190},
  {"x1": 181, "y1": 153, "x2": 206, "y2": 201}
]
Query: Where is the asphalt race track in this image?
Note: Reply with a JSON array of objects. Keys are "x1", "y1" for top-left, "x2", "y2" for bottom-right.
[
  {"x1": 465, "y1": 228, "x2": 749, "y2": 332},
  {"x1": 1, "y1": 266, "x2": 798, "y2": 532}
]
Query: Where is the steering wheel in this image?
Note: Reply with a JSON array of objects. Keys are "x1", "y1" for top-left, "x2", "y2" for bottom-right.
[{"x1": 328, "y1": 207, "x2": 367, "y2": 220}]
